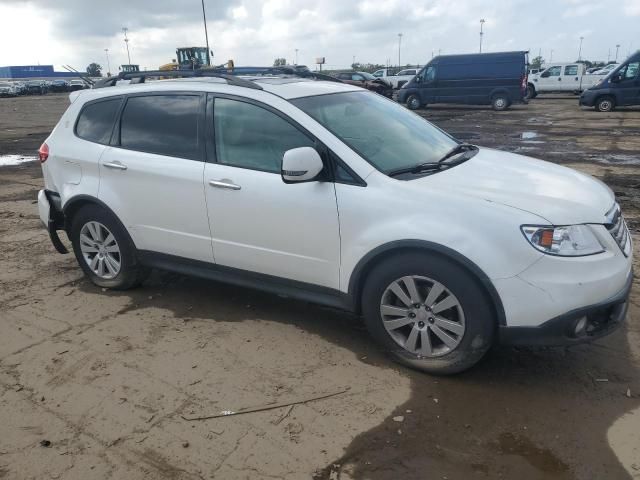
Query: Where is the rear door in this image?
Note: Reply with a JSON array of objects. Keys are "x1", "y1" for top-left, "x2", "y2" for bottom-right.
[
  {"x1": 562, "y1": 64, "x2": 580, "y2": 91},
  {"x1": 99, "y1": 92, "x2": 213, "y2": 263},
  {"x1": 203, "y1": 95, "x2": 341, "y2": 288}
]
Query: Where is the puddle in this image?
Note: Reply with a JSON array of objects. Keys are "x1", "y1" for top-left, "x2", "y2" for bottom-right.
[
  {"x1": 0, "y1": 155, "x2": 37, "y2": 167},
  {"x1": 521, "y1": 131, "x2": 539, "y2": 140},
  {"x1": 497, "y1": 432, "x2": 569, "y2": 474},
  {"x1": 589, "y1": 154, "x2": 640, "y2": 166}
]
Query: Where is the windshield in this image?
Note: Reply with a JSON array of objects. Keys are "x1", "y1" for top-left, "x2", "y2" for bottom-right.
[
  {"x1": 291, "y1": 91, "x2": 458, "y2": 173},
  {"x1": 360, "y1": 72, "x2": 375, "y2": 80}
]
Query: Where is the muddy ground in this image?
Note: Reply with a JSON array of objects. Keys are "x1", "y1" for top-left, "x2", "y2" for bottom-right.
[{"x1": 0, "y1": 93, "x2": 639, "y2": 480}]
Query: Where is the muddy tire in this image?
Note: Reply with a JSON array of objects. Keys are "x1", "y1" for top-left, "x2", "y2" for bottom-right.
[
  {"x1": 70, "y1": 204, "x2": 148, "y2": 290},
  {"x1": 361, "y1": 252, "x2": 495, "y2": 375},
  {"x1": 406, "y1": 94, "x2": 422, "y2": 110},
  {"x1": 491, "y1": 94, "x2": 510, "y2": 111},
  {"x1": 525, "y1": 85, "x2": 537, "y2": 99},
  {"x1": 595, "y1": 96, "x2": 615, "y2": 112}
]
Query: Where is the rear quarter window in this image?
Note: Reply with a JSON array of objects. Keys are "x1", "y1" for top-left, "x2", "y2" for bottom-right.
[{"x1": 75, "y1": 97, "x2": 122, "y2": 144}]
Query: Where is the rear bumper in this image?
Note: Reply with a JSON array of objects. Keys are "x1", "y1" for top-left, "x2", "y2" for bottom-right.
[
  {"x1": 499, "y1": 270, "x2": 633, "y2": 346},
  {"x1": 38, "y1": 189, "x2": 68, "y2": 254}
]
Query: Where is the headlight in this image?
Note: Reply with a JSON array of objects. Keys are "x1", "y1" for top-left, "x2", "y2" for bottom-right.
[{"x1": 521, "y1": 225, "x2": 604, "y2": 256}]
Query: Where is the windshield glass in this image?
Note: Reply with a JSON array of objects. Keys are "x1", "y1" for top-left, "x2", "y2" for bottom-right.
[
  {"x1": 360, "y1": 72, "x2": 375, "y2": 80},
  {"x1": 292, "y1": 91, "x2": 458, "y2": 173}
]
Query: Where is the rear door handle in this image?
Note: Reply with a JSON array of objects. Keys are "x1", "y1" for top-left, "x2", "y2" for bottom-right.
[
  {"x1": 209, "y1": 179, "x2": 241, "y2": 190},
  {"x1": 104, "y1": 161, "x2": 128, "y2": 170}
]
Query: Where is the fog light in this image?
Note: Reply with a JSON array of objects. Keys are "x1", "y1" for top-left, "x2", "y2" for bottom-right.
[{"x1": 574, "y1": 316, "x2": 588, "y2": 337}]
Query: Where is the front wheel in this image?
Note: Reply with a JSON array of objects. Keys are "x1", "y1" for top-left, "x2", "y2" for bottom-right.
[
  {"x1": 70, "y1": 204, "x2": 148, "y2": 290},
  {"x1": 595, "y1": 96, "x2": 615, "y2": 112},
  {"x1": 406, "y1": 94, "x2": 422, "y2": 110},
  {"x1": 525, "y1": 85, "x2": 537, "y2": 99},
  {"x1": 361, "y1": 252, "x2": 495, "y2": 375}
]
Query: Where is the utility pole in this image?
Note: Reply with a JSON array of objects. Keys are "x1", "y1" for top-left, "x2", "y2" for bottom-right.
[
  {"x1": 578, "y1": 36, "x2": 584, "y2": 61},
  {"x1": 479, "y1": 19, "x2": 485, "y2": 53},
  {"x1": 104, "y1": 48, "x2": 111, "y2": 77},
  {"x1": 201, "y1": 0, "x2": 211, "y2": 66},
  {"x1": 122, "y1": 27, "x2": 131, "y2": 65},
  {"x1": 398, "y1": 33, "x2": 403, "y2": 67},
  {"x1": 615, "y1": 44, "x2": 620, "y2": 62}
]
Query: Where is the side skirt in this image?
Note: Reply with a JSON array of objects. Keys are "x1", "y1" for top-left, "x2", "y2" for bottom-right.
[{"x1": 137, "y1": 251, "x2": 355, "y2": 312}]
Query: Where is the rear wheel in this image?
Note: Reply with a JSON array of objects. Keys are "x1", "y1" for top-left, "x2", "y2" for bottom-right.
[
  {"x1": 595, "y1": 96, "x2": 615, "y2": 112},
  {"x1": 491, "y1": 94, "x2": 509, "y2": 111},
  {"x1": 525, "y1": 84, "x2": 537, "y2": 99},
  {"x1": 70, "y1": 204, "x2": 148, "y2": 290},
  {"x1": 361, "y1": 252, "x2": 495, "y2": 375},
  {"x1": 406, "y1": 94, "x2": 422, "y2": 110}
]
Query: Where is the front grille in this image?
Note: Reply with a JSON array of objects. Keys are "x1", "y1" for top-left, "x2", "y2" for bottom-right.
[{"x1": 605, "y1": 204, "x2": 631, "y2": 257}]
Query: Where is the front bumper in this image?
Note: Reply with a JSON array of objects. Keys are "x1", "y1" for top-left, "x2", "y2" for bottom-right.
[
  {"x1": 579, "y1": 89, "x2": 597, "y2": 106},
  {"x1": 499, "y1": 270, "x2": 632, "y2": 346}
]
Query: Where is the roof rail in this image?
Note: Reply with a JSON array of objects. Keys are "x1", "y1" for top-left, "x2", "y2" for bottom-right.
[
  {"x1": 92, "y1": 66, "x2": 343, "y2": 89},
  {"x1": 93, "y1": 69, "x2": 263, "y2": 90}
]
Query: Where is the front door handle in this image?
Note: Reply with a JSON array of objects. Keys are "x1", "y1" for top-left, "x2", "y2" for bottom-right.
[
  {"x1": 209, "y1": 179, "x2": 241, "y2": 190},
  {"x1": 104, "y1": 161, "x2": 128, "y2": 170}
]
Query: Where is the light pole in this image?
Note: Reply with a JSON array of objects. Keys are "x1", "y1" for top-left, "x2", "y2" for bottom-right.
[
  {"x1": 578, "y1": 36, "x2": 584, "y2": 61},
  {"x1": 550, "y1": 49, "x2": 553, "y2": 62},
  {"x1": 104, "y1": 48, "x2": 111, "y2": 77},
  {"x1": 615, "y1": 44, "x2": 620, "y2": 62},
  {"x1": 122, "y1": 27, "x2": 131, "y2": 65},
  {"x1": 295, "y1": 49, "x2": 299, "y2": 65},
  {"x1": 398, "y1": 33, "x2": 403, "y2": 67},
  {"x1": 479, "y1": 19, "x2": 485, "y2": 53},
  {"x1": 201, "y1": 0, "x2": 211, "y2": 66}
]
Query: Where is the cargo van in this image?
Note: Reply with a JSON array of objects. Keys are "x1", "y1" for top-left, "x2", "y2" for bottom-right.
[
  {"x1": 579, "y1": 51, "x2": 640, "y2": 112},
  {"x1": 397, "y1": 51, "x2": 529, "y2": 111}
]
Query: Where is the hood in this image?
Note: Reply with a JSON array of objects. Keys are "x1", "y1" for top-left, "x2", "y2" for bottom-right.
[
  {"x1": 372, "y1": 78, "x2": 392, "y2": 88},
  {"x1": 417, "y1": 148, "x2": 614, "y2": 225}
]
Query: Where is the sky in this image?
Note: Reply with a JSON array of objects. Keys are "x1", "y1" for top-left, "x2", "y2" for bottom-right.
[{"x1": 0, "y1": 0, "x2": 637, "y2": 74}]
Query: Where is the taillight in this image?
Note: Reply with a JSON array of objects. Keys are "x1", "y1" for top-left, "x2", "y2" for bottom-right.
[
  {"x1": 521, "y1": 75, "x2": 527, "y2": 90},
  {"x1": 38, "y1": 142, "x2": 49, "y2": 163}
]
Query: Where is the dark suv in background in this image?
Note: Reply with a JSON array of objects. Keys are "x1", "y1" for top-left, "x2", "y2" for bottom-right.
[{"x1": 333, "y1": 72, "x2": 393, "y2": 98}]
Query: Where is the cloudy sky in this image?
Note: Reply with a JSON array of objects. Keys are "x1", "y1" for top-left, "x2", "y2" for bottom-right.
[{"x1": 0, "y1": 0, "x2": 637, "y2": 73}]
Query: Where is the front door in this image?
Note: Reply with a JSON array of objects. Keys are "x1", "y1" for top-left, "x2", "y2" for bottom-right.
[
  {"x1": 616, "y1": 61, "x2": 640, "y2": 105},
  {"x1": 203, "y1": 95, "x2": 341, "y2": 289},
  {"x1": 99, "y1": 93, "x2": 213, "y2": 263},
  {"x1": 537, "y1": 65, "x2": 562, "y2": 91}
]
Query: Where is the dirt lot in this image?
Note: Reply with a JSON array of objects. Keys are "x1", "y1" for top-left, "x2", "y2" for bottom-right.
[{"x1": 0, "y1": 93, "x2": 639, "y2": 480}]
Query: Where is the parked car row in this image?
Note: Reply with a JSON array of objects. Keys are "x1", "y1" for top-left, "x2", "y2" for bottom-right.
[{"x1": 0, "y1": 79, "x2": 88, "y2": 97}]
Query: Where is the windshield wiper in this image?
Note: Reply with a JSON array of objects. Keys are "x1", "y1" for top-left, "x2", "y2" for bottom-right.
[
  {"x1": 387, "y1": 162, "x2": 444, "y2": 177},
  {"x1": 438, "y1": 143, "x2": 478, "y2": 163},
  {"x1": 388, "y1": 144, "x2": 478, "y2": 178}
]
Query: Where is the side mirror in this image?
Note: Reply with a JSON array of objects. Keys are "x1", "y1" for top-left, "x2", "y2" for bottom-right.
[
  {"x1": 414, "y1": 76, "x2": 422, "y2": 84},
  {"x1": 282, "y1": 147, "x2": 324, "y2": 183},
  {"x1": 610, "y1": 74, "x2": 622, "y2": 83}
]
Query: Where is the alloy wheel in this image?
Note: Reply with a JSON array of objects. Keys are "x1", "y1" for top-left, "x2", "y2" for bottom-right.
[
  {"x1": 79, "y1": 221, "x2": 121, "y2": 279},
  {"x1": 380, "y1": 275, "x2": 466, "y2": 357}
]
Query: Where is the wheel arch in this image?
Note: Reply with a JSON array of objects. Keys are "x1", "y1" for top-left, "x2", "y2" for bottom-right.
[
  {"x1": 62, "y1": 195, "x2": 135, "y2": 246},
  {"x1": 347, "y1": 240, "x2": 506, "y2": 325}
]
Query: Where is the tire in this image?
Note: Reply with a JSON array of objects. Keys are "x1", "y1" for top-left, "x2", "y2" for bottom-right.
[
  {"x1": 70, "y1": 204, "x2": 148, "y2": 290},
  {"x1": 361, "y1": 252, "x2": 495, "y2": 375},
  {"x1": 525, "y1": 85, "x2": 537, "y2": 99},
  {"x1": 491, "y1": 94, "x2": 509, "y2": 111},
  {"x1": 406, "y1": 94, "x2": 422, "y2": 110},
  {"x1": 595, "y1": 96, "x2": 615, "y2": 112}
]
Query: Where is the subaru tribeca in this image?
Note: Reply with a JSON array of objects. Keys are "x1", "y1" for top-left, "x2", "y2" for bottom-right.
[{"x1": 37, "y1": 75, "x2": 633, "y2": 374}]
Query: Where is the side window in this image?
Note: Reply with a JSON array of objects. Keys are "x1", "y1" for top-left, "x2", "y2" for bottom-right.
[
  {"x1": 425, "y1": 66, "x2": 436, "y2": 82},
  {"x1": 351, "y1": 74, "x2": 364, "y2": 81},
  {"x1": 547, "y1": 66, "x2": 561, "y2": 76},
  {"x1": 564, "y1": 65, "x2": 578, "y2": 76},
  {"x1": 337, "y1": 73, "x2": 350, "y2": 80},
  {"x1": 120, "y1": 95, "x2": 200, "y2": 160},
  {"x1": 622, "y1": 62, "x2": 639, "y2": 80},
  {"x1": 214, "y1": 98, "x2": 314, "y2": 173},
  {"x1": 75, "y1": 97, "x2": 121, "y2": 144}
]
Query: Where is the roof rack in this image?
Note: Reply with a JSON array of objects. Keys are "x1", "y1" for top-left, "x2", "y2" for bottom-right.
[{"x1": 92, "y1": 66, "x2": 343, "y2": 90}]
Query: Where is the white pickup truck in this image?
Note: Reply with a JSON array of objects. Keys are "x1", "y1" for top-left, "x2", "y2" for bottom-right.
[
  {"x1": 527, "y1": 63, "x2": 606, "y2": 97},
  {"x1": 372, "y1": 68, "x2": 419, "y2": 89}
]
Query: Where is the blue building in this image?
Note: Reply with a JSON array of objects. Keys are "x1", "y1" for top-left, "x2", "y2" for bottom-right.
[{"x1": 0, "y1": 65, "x2": 79, "y2": 79}]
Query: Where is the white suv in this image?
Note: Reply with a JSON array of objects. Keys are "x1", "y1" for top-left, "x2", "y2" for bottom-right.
[{"x1": 37, "y1": 74, "x2": 633, "y2": 374}]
